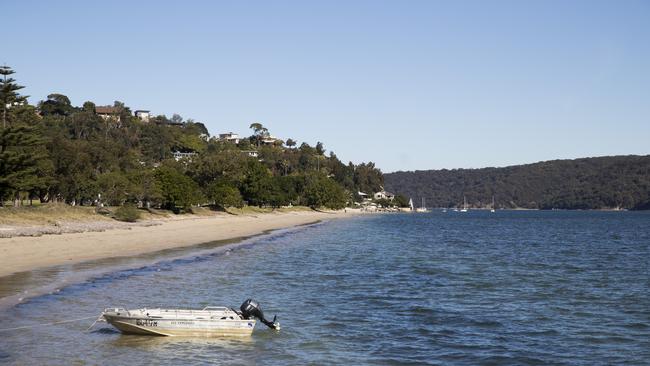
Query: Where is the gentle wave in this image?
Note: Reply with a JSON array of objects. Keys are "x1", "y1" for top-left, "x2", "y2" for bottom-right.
[{"x1": 1, "y1": 211, "x2": 649, "y2": 365}]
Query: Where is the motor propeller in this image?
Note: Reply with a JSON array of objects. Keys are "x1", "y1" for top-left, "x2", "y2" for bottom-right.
[{"x1": 240, "y1": 299, "x2": 281, "y2": 330}]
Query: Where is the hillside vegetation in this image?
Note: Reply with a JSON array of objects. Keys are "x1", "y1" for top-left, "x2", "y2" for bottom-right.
[
  {"x1": 0, "y1": 66, "x2": 383, "y2": 211},
  {"x1": 385, "y1": 155, "x2": 650, "y2": 210}
]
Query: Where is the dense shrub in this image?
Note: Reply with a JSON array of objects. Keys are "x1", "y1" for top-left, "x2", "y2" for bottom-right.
[{"x1": 114, "y1": 204, "x2": 141, "y2": 222}]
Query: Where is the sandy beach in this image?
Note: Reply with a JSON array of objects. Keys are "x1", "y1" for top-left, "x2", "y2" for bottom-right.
[{"x1": 0, "y1": 210, "x2": 359, "y2": 278}]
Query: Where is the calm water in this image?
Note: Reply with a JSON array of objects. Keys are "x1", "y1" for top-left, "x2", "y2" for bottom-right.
[{"x1": 1, "y1": 211, "x2": 649, "y2": 365}]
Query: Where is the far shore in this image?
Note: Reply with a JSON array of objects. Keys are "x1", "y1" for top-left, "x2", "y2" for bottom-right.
[{"x1": 0, "y1": 208, "x2": 365, "y2": 278}]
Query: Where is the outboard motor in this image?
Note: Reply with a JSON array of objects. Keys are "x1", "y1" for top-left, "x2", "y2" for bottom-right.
[{"x1": 240, "y1": 299, "x2": 280, "y2": 330}]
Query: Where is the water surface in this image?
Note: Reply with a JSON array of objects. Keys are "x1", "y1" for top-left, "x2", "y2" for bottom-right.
[{"x1": 1, "y1": 211, "x2": 649, "y2": 365}]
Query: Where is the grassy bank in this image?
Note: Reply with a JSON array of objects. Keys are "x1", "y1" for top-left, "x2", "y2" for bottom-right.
[
  {"x1": 0, "y1": 202, "x2": 319, "y2": 227},
  {"x1": 0, "y1": 203, "x2": 105, "y2": 226}
]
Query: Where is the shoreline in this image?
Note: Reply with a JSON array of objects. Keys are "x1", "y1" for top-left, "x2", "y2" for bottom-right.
[{"x1": 0, "y1": 209, "x2": 362, "y2": 278}]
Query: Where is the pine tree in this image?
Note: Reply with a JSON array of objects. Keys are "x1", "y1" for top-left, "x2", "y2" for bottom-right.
[
  {"x1": 0, "y1": 65, "x2": 28, "y2": 128},
  {"x1": 0, "y1": 66, "x2": 46, "y2": 206},
  {"x1": 0, "y1": 126, "x2": 47, "y2": 205}
]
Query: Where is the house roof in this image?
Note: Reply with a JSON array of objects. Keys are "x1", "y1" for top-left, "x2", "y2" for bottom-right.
[{"x1": 95, "y1": 106, "x2": 120, "y2": 114}]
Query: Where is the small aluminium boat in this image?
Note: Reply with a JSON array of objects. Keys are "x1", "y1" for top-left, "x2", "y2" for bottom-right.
[{"x1": 99, "y1": 299, "x2": 280, "y2": 337}]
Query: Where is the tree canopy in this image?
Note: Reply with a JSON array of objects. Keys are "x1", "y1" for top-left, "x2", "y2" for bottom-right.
[
  {"x1": 385, "y1": 156, "x2": 650, "y2": 210},
  {"x1": 0, "y1": 66, "x2": 385, "y2": 211}
]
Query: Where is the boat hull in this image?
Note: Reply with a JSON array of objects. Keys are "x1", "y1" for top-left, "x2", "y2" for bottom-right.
[{"x1": 103, "y1": 312, "x2": 256, "y2": 337}]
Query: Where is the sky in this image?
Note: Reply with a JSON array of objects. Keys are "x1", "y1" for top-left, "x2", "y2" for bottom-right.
[{"x1": 4, "y1": 0, "x2": 650, "y2": 173}]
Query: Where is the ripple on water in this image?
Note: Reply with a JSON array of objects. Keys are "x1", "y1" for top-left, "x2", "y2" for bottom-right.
[{"x1": 1, "y1": 211, "x2": 649, "y2": 365}]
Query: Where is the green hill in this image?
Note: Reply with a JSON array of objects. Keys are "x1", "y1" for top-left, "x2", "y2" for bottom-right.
[
  {"x1": 384, "y1": 155, "x2": 650, "y2": 210},
  {"x1": 1, "y1": 66, "x2": 383, "y2": 210}
]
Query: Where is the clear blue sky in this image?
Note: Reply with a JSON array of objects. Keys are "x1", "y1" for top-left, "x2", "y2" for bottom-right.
[{"x1": 5, "y1": 0, "x2": 649, "y2": 172}]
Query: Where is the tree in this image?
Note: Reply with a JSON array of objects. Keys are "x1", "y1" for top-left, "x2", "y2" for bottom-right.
[
  {"x1": 0, "y1": 126, "x2": 48, "y2": 206},
  {"x1": 240, "y1": 160, "x2": 272, "y2": 206},
  {"x1": 82, "y1": 101, "x2": 96, "y2": 113},
  {"x1": 354, "y1": 162, "x2": 384, "y2": 194},
  {"x1": 185, "y1": 121, "x2": 209, "y2": 137},
  {"x1": 316, "y1": 141, "x2": 325, "y2": 155},
  {"x1": 393, "y1": 194, "x2": 410, "y2": 208},
  {"x1": 127, "y1": 169, "x2": 162, "y2": 208},
  {"x1": 384, "y1": 155, "x2": 650, "y2": 210},
  {"x1": 155, "y1": 166, "x2": 204, "y2": 212},
  {"x1": 113, "y1": 101, "x2": 132, "y2": 125},
  {"x1": 249, "y1": 122, "x2": 269, "y2": 147},
  {"x1": 38, "y1": 94, "x2": 74, "y2": 116},
  {"x1": 171, "y1": 113, "x2": 183, "y2": 124},
  {"x1": 264, "y1": 175, "x2": 301, "y2": 208},
  {"x1": 0, "y1": 69, "x2": 46, "y2": 206},
  {"x1": 0, "y1": 67, "x2": 392, "y2": 211},
  {"x1": 206, "y1": 181, "x2": 243, "y2": 208},
  {"x1": 249, "y1": 122, "x2": 265, "y2": 135},
  {"x1": 303, "y1": 173, "x2": 347, "y2": 209},
  {"x1": 97, "y1": 171, "x2": 131, "y2": 206},
  {"x1": 0, "y1": 66, "x2": 28, "y2": 128}
]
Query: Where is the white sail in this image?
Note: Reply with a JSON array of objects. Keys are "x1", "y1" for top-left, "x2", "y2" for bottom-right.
[
  {"x1": 460, "y1": 195, "x2": 468, "y2": 212},
  {"x1": 416, "y1": 197, "x2": 428, "y2": 212}
]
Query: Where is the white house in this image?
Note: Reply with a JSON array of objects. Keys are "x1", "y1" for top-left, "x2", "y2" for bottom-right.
[
  {"x1": 241, "y1": 150, "x2": 259, "y2": 158},
  {"x1": 134, "y1": 110, "x2": 150, "y2": 122},
  {"x1": 219, "y1": 132, "x2": 241, "y2": 144},
  {"x1": 261, "y1": 135, "x2": 282, "y2": 145},
  {"x1": 172, "y1": 151, "x2": 197, "y2": 161},
  {"x1": 95, "y1": 106, "x2": 122, "y2": 122},
  {"x1": 374, "y1": 191, "x2": 395, "y2": 201}
]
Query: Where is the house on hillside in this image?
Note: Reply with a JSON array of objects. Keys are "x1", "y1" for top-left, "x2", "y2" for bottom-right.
[
  {"x1": 219, "y1": 132, "x2": 240, "y2": 144},
  {"x1": 5, "y1": 100, "x2": 26, "y2": 109},
  {"x1": 374, "y1": 191, "x2": 395, "y2": 201},
  {"x1": 358, "y1": 191, "x2": 372, "y2": 203},
  {"x1": 134, "y1": 110, "x2": 150, "y2": 122},
  {"x1": 172, "y1": 151, "x2": 196, "y2": 161},
  {"x1": 241, "y1": 150, "x2": 259, "y2": 158},
  {"x1": 165, "y1": 119, "x2": 184, "y2": 126},
  {"x1": 261, "y1": 135, "x2": 282, "y2": 145},
  {"x1": 95, "y1": 106, "x2": 122, "y2": 122}
]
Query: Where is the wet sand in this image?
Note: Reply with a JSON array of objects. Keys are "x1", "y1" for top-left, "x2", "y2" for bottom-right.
[{"x1": 0, "y1": 210, "x2": 357, "y2": 278}]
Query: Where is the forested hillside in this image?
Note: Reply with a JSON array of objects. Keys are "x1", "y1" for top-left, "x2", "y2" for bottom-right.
[
  {"x1": 385, "y1": 156, "x2": 650, "y2": 210},
  {"x1": 0, "y1": 66, "x2": 383, "y2": 211}
]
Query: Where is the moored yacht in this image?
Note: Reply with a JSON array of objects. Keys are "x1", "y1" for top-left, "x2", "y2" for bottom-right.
[
  {"x1": 460, "y1": 195, "x2": 468, "y2": 212},
  {"x1": 415, "y1": 197, "x2": 428, "y2": 212}
]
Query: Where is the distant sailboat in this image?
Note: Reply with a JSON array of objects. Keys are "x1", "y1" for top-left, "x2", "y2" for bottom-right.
[
  {"x1": 460, "y1": 195, "x2": 468, "y2": 212},
  {"x1": 408, "y1": 198, "x2": 415, "y2": 211},
  {"x1": 416, "y1": 197, "x2": 428, "y2": 212},
  {"x1": 490, "y1": 196, "x2": 496, "y2": 213}
]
